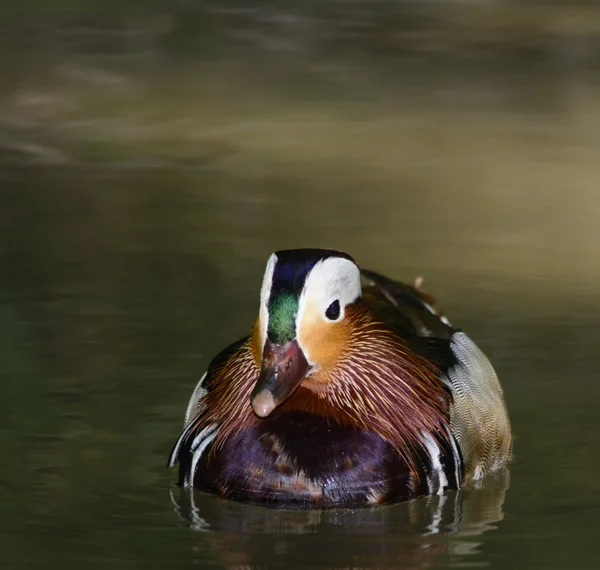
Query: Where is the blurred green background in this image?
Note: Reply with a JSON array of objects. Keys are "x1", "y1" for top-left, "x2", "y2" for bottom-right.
[{"x1": 1, "y1": 2, "x2": 600, "y2": 569}]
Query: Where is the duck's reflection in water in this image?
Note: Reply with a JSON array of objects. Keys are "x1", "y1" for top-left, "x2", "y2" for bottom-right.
[{"x1": 169, "y1": 469, "x2": 509, "y2": 569}]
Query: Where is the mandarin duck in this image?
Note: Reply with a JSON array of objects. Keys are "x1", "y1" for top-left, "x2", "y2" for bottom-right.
[{"x1": 168, "y1": 249, "x2": 511, "y2": 508}]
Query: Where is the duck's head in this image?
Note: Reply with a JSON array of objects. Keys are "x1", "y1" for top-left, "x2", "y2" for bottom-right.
[{"x1": 250, "y1": 249, "x2": 361, "y2": 418}]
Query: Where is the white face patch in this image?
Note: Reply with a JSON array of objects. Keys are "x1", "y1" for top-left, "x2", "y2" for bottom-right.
[
  {"x1": 258, "y1": 253, "x2": 277, "y2": 352},
  {"x1": 296, "y1": 257, "x2": 361, "y2": 364}
]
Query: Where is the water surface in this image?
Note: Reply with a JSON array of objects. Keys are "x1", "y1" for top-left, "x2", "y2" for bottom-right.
[{"x1": 2, "y1": 5, "x2": 600, "y2": 569}]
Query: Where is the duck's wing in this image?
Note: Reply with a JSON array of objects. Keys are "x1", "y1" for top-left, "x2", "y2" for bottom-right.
[
  {"x1": 167, "y1": 336, "x2": 249, "y2": 470},
  {"x1": 360, "y1": 268, "x2": 455, "y2": 342},
  {"x1": 183, "y1": 337, "x2": 249, "y2": 428},
  {"x1": 361, "y1": 268, "x2": 512, "y2": 484}
]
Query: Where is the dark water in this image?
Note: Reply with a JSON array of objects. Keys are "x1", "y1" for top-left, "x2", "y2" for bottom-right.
[{"x1": 3, "y1": 4, "x2": 600, "y2": 569}]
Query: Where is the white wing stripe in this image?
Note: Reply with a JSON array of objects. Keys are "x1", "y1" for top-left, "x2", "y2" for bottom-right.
[
  {"x1": 190, "y1": 423, "x2": 218, "y2": 453},
  {"x1": 446, "y1": 425, "x2": 462, "y2": 490},
  {"x1": 168, "y1": 421, "x2": 218, "y2": 469},
  {"x1": 186, "y1": 429, "x2": 219, "y2": 487},
  {"x1": 422, "y1": 431, "x2": 448, "y2": 495},
  {"x1": 168, "y1": 420, "x2": 201, "y2": 468}
]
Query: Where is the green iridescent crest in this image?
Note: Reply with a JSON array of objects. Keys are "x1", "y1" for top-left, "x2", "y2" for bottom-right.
[{"x1": 267, "y1": 293, "x2": 298, "y2": 343}]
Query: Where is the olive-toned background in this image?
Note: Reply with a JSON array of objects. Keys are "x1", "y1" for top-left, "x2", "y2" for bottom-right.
[{"x1": 2, "y1": 2, "x2": 600, "y2": 569}]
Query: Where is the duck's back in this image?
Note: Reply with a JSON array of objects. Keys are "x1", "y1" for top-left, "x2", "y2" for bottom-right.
[{"x1": 361, "y1": 269, "x2": 512, "y2": 484}]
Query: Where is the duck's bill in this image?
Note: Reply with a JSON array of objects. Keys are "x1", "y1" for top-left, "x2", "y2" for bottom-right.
[{"x1": 251, "y1": 339, "x2": 310, "y2": 418}]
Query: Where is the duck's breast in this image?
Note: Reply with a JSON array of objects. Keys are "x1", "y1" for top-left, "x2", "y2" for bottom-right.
[{"x1": 188, "y1": 411, "x2": 459, "y2": 507}]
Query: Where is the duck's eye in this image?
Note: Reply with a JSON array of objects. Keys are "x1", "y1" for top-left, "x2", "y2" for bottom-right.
[{"x1": 325, "y1": 300, "x2": 341, "y2": 321}]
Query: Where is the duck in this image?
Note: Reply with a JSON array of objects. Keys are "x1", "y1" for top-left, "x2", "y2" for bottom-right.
[{"x1": 168, "y1": 248, "x2": 511, "y2": 508}]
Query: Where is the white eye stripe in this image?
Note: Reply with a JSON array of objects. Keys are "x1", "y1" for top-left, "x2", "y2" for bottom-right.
[
  {"x1": 296, "y1": 257, "x2": 361, "y2": 362},
  {"x1": 299, "y1": 257, "x2": 361, "y2": 313}
]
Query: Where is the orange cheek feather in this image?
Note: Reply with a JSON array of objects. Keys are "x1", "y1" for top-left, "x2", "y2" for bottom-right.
[{"x1": 298, "y1": 303, "x2": 351, "y2": 380}]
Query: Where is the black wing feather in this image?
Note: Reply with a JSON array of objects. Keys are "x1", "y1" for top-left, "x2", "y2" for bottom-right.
[{"x1": 360, "y1": 268, "x2": 457, "y2": 374}]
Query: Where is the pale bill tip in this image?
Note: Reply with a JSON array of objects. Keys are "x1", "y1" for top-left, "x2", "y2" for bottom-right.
[{"x1": 251, "y1": 390, "x2": 276, "y2": 418}]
